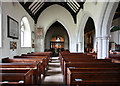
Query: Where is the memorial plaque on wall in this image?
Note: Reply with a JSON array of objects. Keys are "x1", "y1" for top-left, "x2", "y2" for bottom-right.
[{"x1": 7, "y1": 16, "x2": 19, "y2": 39}]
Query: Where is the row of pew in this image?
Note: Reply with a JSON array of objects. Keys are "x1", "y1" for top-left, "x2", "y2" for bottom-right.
[
  {"x1": 0, "y1": 52, "x2": 53, "y2": 86},
  {"x1": 59, "y1": 51, "x2": 120, "y2": 86}
]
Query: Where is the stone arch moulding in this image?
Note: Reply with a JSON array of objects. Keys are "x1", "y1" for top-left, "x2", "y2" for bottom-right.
[
  {"x1": 77, "y1": 12, "x2": 96, "y2": 52},
  {"x1": 101, "y1": 2, "x2": 119, "y2": 37},
  {"x1": 77, "y1": 11, "x2": 96, "y2": 43},
  {"x1": 44, "y1": 19, "x2": 70, "y2": 50},
  {"x1": 100, "y1": 2, "x2": 119, "y2": 59},
  {"x1": 44, "y1": 19, "x2": 71, "y2": 43}
]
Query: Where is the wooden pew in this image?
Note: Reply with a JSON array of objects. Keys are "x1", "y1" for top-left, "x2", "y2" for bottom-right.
[
  {"x1": 67, "y1": 67, "x2": 120, "y2": 86},
  {"x1": 59, "y1": 51, "x2": 70, "y2": 59},
  {"x1": 0, "y1": 82, "x2": 24, "y2": 86},
  {"x1": 60, "y1": 53, "x2": 95, "y2": 65},
  {"x1": 64, "y1": 62, "x2": 120, "y2": 85},
  {"x1": 112, "y1": 59, "x2": 120, "y2": 63},
  {"x1": 61, "y1": 55, "x2": 95, "y2": 73},
  {"x1": 0, "y1": 62, "x2": 41, "y2": 85},
  {"x1": 109, "y1": 53, "x2": 120, "y2": 58},
  {"x1": 86, "y1": 53, "x2": 97, "y2": 58},
  {"x1": 62, "y1": 58, "x2": 111, "y2": 74},
  {"x1": 59, "y1": 53, "x2": 85, "y2": 62},
  {"x1": 14, "y1": 56, "x2": 48, "y2": 72},
  {"x1": 0, "y1": 69, "x2": 33, "y2": 86},
  {"x1": 22, "y1": 52, "x2": 52, "y2": 62},
  {"x1": 20, "y1": 55, "x2": 49, "y2": 64},
  {"x1": 2, "y1": 57, "x2": 45, "y2": 76}
]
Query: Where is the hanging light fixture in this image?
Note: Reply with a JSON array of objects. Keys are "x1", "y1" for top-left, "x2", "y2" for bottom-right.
[{"x1": 56, "y1": 37, "x2": 60, "y2": 42}]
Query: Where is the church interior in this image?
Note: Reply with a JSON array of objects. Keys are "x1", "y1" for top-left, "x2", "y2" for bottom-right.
[{"x1": 0, "y1": 0, "x2": 120, "y2": 86}]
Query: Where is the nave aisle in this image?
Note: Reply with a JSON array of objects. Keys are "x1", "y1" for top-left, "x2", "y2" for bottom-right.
[{"x1": 41, "y1": 57, "x2": 65, "y2": 86}]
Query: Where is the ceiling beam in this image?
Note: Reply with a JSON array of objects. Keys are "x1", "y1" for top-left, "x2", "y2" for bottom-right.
[{"x1": 19, "y1": 2, "x2": 85, "y2": 24}]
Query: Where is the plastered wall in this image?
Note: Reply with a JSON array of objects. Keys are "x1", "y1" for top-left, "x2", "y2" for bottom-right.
[
  {"x1": 36, "y1": 4, "x2": 77, "y2": 52},
  {"x1": 0, "y1": 2, "x2": 35, "y2": 59},
  {"x1": 110, "y1": 18, "x2": 120, "y2": 44},
  {"x1": 36, "y1": 1, "x2": 114, "y2": 53},
  {"x1": 0, "y1": 1, "x2": 118, "y2": 59}
]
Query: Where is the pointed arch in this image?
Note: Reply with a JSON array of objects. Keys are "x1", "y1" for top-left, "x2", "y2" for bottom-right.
[
  {"x1": 44, "y1": 21, "x2": 70, "y2": 51},
  {"x1": 77, "y1": 12, "x2": 96, "y2": 52},
  {"x1": 101, "y1": 2, "x2": 119, "y2": 37},
  {"x1": 44, "y1": 19, "x2": 71, "y2": 41}
]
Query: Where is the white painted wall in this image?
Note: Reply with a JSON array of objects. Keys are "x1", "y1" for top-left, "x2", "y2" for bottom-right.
[
  {"x1": 77, "y1": 2, "x2": 106, "y2": 53},
  {"x1": 37, "y1": 5, "x2": 77, "y2": 52},
  {"x1": 110, "y1": 18, "x2": 120, "y2": 44},
  {"x1": 76, "y1": 1, "x2": 118, "y2": 58},
  {"x1": 36, "y1": 1, "x2": 117, "y2": 56},
  {"x1": 0, "y1": 1, "x2": 118, "y2": 59},
  {"x1": 0, "y1": 2, "x2": 35, "y2": 59}
]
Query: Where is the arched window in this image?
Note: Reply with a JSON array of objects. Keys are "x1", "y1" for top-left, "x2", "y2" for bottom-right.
[
  {"x1": 0, "y1": 4, "x2": 2, "y2": 47},
  {"x1": 21, "y1": 17, "x2": 31, "y2": 47}
]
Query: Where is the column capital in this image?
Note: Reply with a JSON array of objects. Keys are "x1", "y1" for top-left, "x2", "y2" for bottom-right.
[
  {"x1": 96, "y1": 37, "x2": 102, "y2": 40},
  {"x1": 78, "y1": 42, "x2": 82, "y2": 43},
  {"x1": 96, "y1": 35, "x2": 110, "y2": 40},
  {"x1": 102, "y1": 35, "x2": 110, "y2": 40}
]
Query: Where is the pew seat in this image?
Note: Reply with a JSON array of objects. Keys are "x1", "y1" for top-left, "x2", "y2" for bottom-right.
[{"x1": 1, "y1": 69, "x2": 33, "y2": 85}]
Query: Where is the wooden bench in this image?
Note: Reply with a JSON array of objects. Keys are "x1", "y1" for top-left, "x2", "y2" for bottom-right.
[
  {"x1": 0, "y1": 62, "x2": 41, "y2": 85},
  {"x1": 60, "y1": 53, "x2": 95, "y2": 66},
  {"x1": 0, "y1": 69, "x2": 33, "y2": 86},
  {"x1": 61, "y1": 56, "x2": 96, "y2": 73},
  {"x1": 67, "y1": 67, "x2": 120, "y2": 86},
  {"x1": 18, "y1": 55, "x2": 49, "y2": 64},
  {"x1": 112, "y1": 59, "x2": 120, "y2": 63},
  {"x1": 59, "y1": 53, "x2": 86, "y2": 62},
  {"x1": 0, "y1": 82, "x2": 24, "y2": 86},
  {"x1": 2, "y1": 57, "x2": 45, "y2": 76},
  {"x1": 86, "y1": 53, "x2": 97, "y2": 58},
  {"x1": 64, "y1": 62, "x2": 120, "y2": 85},
  {"x1": 62, "y1": 58, "x2": 111, "y2": 74},
  {"x1": 22, "y1": 52, "x2": 52, "y2": 62},
  {"x1": 14, "y1": 56, "x2": 48, "y2": 72}
]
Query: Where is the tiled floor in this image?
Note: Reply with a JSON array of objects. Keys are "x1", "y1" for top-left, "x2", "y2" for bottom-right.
[{"x1": 41, "y1": 57, "x2": 65, "y2": 86}]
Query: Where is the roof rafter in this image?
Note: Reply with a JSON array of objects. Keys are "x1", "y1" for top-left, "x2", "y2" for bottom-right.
[{"x1": 19, "y1": 1, "x2": 85, "y2": 24}]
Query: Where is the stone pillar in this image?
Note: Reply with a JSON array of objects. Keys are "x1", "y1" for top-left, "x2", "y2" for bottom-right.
[
  {"x1": 96, "y1": 37, "x2": 102, "y2": 59},
  {"x1": 102, "y1": 36, "x2": 109, "y2": 59},
  {"x1": 70, "y1": 41, "x2": 77, "y2": 52},
  {"x1": 78, "y1": 42, "x2": 83, "y2": 52},
  {"x1": 35, "y1": 26, "x2": 44, "y2": 52}
]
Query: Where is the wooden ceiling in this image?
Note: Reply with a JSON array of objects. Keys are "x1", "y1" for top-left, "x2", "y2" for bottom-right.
[{"x1": 19, "y1": 0, "x2": 85, "y2": 24}]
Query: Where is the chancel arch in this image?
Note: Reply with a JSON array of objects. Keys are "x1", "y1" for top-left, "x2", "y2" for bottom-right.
[{"x1": 44, "y1": 21, "x2": 69, "y2": 56}]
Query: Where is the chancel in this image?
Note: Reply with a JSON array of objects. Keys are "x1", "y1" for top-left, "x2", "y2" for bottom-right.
[{"x1": 0, "y1": 0, "x2": 120, "y2": 86}]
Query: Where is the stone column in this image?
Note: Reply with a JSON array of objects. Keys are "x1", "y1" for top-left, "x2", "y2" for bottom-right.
[
  {"x1": 78, "y1": 42, "x2": 83, "y2": 52},
  {"x1": 35, "y1": 26, "x2": 44, "y2": 52},
  {"x1": 96, "y1": 37, "x2": 102, "y2": 59},
  {"x1": 102, "y1": 35, "x2": 109, "y2": 59}
]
